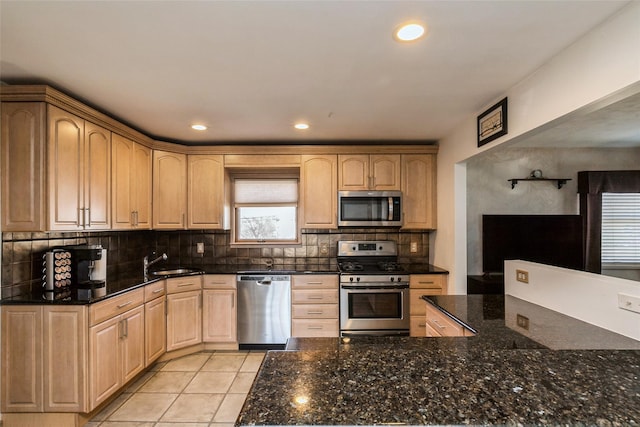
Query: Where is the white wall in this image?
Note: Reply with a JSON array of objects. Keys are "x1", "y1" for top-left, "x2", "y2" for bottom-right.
[
  {"x1": 505, "y1": 260, "x2": 640, "y2": 340},
  {"x1": 435, "y1": 2, "x2": 640, "y2": 294}
]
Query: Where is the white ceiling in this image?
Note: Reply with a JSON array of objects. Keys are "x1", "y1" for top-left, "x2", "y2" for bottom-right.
[{"x1": 0, "y1": 0, "x2": 635, "y2": 145}]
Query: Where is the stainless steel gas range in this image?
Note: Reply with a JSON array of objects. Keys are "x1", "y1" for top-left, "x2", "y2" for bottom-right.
[{"x1": 337, "y1": 240, "x2": 410, "y2": 336}]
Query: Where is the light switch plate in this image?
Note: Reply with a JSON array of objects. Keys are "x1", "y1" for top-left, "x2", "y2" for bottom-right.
[
  {"x1": 196, "y1": 242, "x2": 205, "y2": 254},
  {"x1": 618, "y1": 293, "x2": 640, "y2": 314},
  {"x1": 516, "y1": 269, "x2": 529, "y2": 283}
]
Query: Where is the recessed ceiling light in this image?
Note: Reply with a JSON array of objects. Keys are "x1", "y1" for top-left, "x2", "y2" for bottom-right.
[
  {"x1": 191, "y1": 124, "x2": 207, "y2": 131},
  {"x1": 294, "y1": 123, "x2": 310, "y2": 130},
  {"x1": 394, "y1": 22, "x2": 426, "y2": 42}
]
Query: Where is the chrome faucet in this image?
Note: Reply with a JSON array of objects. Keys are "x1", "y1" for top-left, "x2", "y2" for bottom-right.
[{"x1": 144, "y1": 252, "x2": 167, "y2": 281}]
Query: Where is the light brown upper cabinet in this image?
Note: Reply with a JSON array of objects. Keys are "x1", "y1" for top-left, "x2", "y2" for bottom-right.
[
  {"x1": 338, "y1": 154, "x2": 400, "y2": 191},
  {"x1": 111, "y1": 134, "x2": 152, "y2": 229},
  {"x1": 188, "y1": 155, "x2": 227, "y2": 229},
  {"x1": 0, "y1": 102, "x2": 111, "y2": 231},
  {"x1": 1, "y1": 102, "x2": 46, "y2": 231},
  {"x1": 401, "y1": 154, "x2": 437, "y2": 230},
  {"x1": 153, "y1": 150, "x2": 187, "y2": 229},
  {"x1": 300, "y1": 155, "x2": 338, "y2": 229},
  {"x1": 48, "y1": 106, "x2": 111, "y2": 230}
]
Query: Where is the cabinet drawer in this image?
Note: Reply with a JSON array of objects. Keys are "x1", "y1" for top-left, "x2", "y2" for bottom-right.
[
  {"x1": 291, "y1": 289, "x2": 338, "y2": 304},
  {"x1": 166, "y1": 276, "x2": 202, "y2": 294},
  {"x1": 410, "y1": 274, "x2": 445, "y2": 290},
  {"x1": 144, "y1": 280, "x2": 166, "y2": 302},
  {"x1": 292, "y1": 319, "x2": 339, "y2": 337},
  {"x1": 425, "y1": 304, "x2": 472, "y2": 337},
  {"x1": 410, "y1": 315, "x2": 427, "y2": 337},
  {"x1": 292, "y1": 275, "x2": 338, "y2": 289},
  {"x1": 202, "y1": 274, "x2": 236, "y2": 289},
  {"x1": 409, "y1": 290, "x2": 442, "y2": 315},
  {"x1": 292, "y1": 304, "x2": 338, "y2": 319},
  {"x1": 90, "y1": 288, "x2": 144, "y2": 326}
]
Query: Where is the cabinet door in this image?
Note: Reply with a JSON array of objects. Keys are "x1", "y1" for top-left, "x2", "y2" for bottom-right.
[
  {"x1": 401, "y1": 154, "x2": 437, "y2": 229},
  {"x1": 121, "y1": 305, "x2": 145, "y2": 384},
  {"x1": 371, "y1": 154, "x2": 400, "y2": 190},
  {"x1": 84, "y1": 122, "x2": 111, "y2": 229},
  {"x1": 48, "y1": 105, "x2": 84, "y2": 230},
  {"x1": 89, "y1": 316, "x2": 121, "y2": 409},
  {"x1": 153, "y1": 150, "x2": 187, "y2": 229},
  {"x1": 188, "y1": 155, "x2": 225, "y2": 229},
  {"x1": 145, "y1": 297, "x2": 166, "y2": 366},
  {"x1": 338, "y1": 154, "x2": 369, "y2": 190},
  {"x1": 301, "y1": 155, "x2": 337, "y2": 228},
  {"x1": 1, "y1": 102, "x2": 46, "y2": 231},
  {"x1": 111, "y1": 134, "x2": 134, "y2": 229},
  {"x1": 1, "y1": 306, "x2": 43, "y2": 412},
  {"x1": 133, "y1": 143, "x2": 152, "y2": 228},
  {"x1": 202, "y1": 290, "x2": 237, "y2": 343},
  {"x1": 43, "y1": 306, "x2": 87, "y2": 412},
  {"x1": 166, "y1": 290, "x2": 202, "y2": 351}
]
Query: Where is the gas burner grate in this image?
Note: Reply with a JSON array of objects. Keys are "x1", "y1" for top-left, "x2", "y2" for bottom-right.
[
  {"x1": 338, "y1": 262, "x2": 364, "y2": 272},
  {"x1": 377, "y1": 262, "x2": 403, "y2": 272}
]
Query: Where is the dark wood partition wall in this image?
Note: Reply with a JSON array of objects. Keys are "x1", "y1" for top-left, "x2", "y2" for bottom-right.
[{"x1": 577, "y1": 170, "x2": 640, "y2": 273}]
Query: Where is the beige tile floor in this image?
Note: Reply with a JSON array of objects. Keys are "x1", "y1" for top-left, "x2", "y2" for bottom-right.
[{"x1": 86, "y1": 350, "x2": 265, "y2": 427}]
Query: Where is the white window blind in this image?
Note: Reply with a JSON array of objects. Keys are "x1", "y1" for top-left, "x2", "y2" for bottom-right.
[
  {"x1": 233, "y1": 178, "x2": 299, "y2": 243},
  {"x1": 601, "y1": 192, "x2": 640, "y2": 265},
  {"x1": 234, "y1": 179, "x2": 298, "y2": 204}
]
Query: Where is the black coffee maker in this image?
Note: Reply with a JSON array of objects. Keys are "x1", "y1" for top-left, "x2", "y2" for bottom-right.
[
  {"x1": 67, "y1": 245, "x2": 107, "y2": 298},
  {"x1": 65, "y1": 245, "x2": 104, "y2": 287}
]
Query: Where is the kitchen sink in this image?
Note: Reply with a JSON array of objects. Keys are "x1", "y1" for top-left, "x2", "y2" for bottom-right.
[{"x1": 150, "y1": 268, "x2": 202, "y2": 277}]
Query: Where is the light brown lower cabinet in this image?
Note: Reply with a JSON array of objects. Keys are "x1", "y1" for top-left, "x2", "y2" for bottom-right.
[
  {"x1": 144, "y1": 279, "x2": 166, "y2": 366},
  {"x1": 89, "y1": 304, "x2": 145, "y2": 409},
  {"x1": 1, "y1": 305, "x2": 88, "y2": 414},
  {"x1": 166, "y1": 278, "x2": 202, "y2": 351},
  {"x1": 409, "y1": 274, "x2": 446, "y2": 337},
  {"x1": 424, "y1": 302, "x2": 475, "y2": 337},
  {"x1": 202, "y1": 274, "x2": 237, "y2": 344},
  {"x1": 291, "y1": 274, "x2": 339, "y2": 337}
]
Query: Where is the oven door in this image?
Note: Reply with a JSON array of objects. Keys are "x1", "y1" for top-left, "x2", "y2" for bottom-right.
[{"x1": 340, "y1": 285, "x2": 409, "y2": 334}]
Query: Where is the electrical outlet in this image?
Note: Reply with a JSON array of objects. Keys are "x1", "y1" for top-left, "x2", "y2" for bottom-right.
[
  {"x1": 516, "y1": 314, "x2": 530, "y2": 330},
  {"x1": 410, "y1": 242, "x2": 418, "y2": 253},
  {"x1": 196, "y1": 242, "x2": 205, "y2": 254},
  {"x1": 319, "y1": 243, "x2": 329, "y2": 256},
  {"x1": 516, "y1": 269, "x2": 529, "y2": 283},
  {"x1": 618, "y1": 293, "x2": 640, "y2": 314}
]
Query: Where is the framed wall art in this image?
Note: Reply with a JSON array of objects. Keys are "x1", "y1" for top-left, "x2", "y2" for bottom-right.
[{"x1": 477, "y1": 97, "x2": 508, "y2": 147}]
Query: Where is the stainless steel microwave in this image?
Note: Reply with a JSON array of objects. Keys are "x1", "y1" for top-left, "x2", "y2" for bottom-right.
[{"x1": 338, "y1": 191, "x2": 402, "y2": 227}]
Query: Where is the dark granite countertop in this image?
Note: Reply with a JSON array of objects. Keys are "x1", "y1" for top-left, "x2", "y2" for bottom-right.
[
  {"x1": 1, "y1": 263, "x2": 448, "y2": 305},
  {"x1": 237, "y1": 295, "x2": 640, "y2": 426}
]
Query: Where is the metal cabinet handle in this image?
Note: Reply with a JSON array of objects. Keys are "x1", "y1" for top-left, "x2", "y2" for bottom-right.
[
  {"x1": 152, "y1": 289, "x2": 163, "y2": 294},
  {"x1": 307, "y1": 295, "x2": 323, "y2": 300},
  {"x1": 117, "y1": 301, "x2": 133, "y2": 309},
  {"x1": 177, "y1": 283, "x2": 195, "y2": 287},
  {"x1": 307, "y1": 311, "x2": 324, "y2": 315},
  {"x1": 308, "y1": 326, "x2": 324, "y2": 330}
]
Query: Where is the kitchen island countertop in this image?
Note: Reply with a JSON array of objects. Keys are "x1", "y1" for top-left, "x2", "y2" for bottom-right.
[{"x1": 236, "y1": 295, "x2": 640, "y2": 426}]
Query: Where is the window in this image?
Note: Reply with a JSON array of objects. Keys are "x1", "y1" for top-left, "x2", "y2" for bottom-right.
[
  {"x1": 233, "y1": 178, "x2": 299, "y2": 245},
  {"x1": 601, "y1": 193, "x2": 640, "y2": 266}
]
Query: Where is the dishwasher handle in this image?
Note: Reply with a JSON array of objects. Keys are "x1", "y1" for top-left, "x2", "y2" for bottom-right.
[{"x1": 256, "y1": 279, "x2": 272, "y2": 286}]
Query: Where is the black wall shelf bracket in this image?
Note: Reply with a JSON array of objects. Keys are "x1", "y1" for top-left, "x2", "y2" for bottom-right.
[{"x1": 508, "y1": 178, "x2": 571, "y2": 190}]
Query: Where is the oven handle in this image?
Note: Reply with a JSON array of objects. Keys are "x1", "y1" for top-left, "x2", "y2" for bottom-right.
[{"x1": 340, "y1": 285, "x2": 409, "y2": 290}]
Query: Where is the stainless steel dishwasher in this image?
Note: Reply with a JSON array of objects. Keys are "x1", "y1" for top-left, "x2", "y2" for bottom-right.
[{"x1": 237, "y1": 274, "x2": 291, "y2": 348}]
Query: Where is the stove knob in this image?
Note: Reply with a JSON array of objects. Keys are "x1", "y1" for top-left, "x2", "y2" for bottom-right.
[
  {"x1": 349, "y1": 277, "x2": 354, "y2": 282},
  {"x1": 356, "y1": 277, "x2": 360, "y2": 282},
  {"x1": 390, "y1": 277, "x2": 395, "y2": 282},
  {"x1": 397, "y1": 277, "x2": 402, "y2": 282}
]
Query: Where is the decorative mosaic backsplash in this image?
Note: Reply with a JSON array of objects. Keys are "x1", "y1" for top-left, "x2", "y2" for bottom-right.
[{"x1": 1, "y1": 228, "x2": 430, "y2": 299}]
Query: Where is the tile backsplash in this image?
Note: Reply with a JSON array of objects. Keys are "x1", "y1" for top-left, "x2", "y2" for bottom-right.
[{"x1": 1, "y1": 228, "x2": 430, "y2": 299}]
